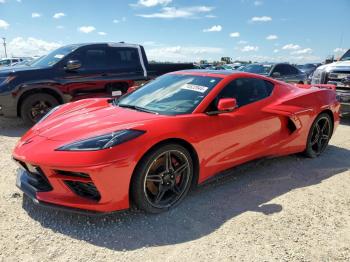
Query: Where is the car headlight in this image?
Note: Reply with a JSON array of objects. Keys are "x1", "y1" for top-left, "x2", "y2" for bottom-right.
[
  {"x1": 0, "y1": 76, "x2": 15, "y2": 86},
  {"x1": 56, "y1": 129, "x2": 145, "y2": 151}
]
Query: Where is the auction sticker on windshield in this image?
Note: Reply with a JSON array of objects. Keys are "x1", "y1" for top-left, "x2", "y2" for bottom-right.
[{"x1": 181, "y1": 84, "x2": 208, "y2": 93}]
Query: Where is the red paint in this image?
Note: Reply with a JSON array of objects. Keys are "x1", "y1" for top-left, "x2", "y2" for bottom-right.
[{"x1": 13, "y1": 71, "x2": 340, "y2": 212}]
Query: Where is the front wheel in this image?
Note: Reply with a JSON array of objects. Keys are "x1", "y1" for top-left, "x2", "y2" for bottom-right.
[
  {"x1": 304, "y1": 113, "x2": 333, "y2": 158},
  {"x1": 20, "y1": 93, "x2": 59, "y2": 125},
  {"x1": 131, "y1": 144, "x2": 193, "y2": 213}
]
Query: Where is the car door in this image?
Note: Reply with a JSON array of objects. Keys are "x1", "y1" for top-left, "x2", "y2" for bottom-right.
[
  {"x1": 59, "y1": 45, "x2": 110, "y2": 99},
  {"x1": 200, "y1": 77, "x2": 284, "y2": 178}
]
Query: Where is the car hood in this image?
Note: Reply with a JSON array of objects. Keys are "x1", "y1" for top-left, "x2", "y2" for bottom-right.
[
  {"x1": 0, "y1": 65, "x2": 48, "y2": 76},
  {"x1": 317, "y1": 60, "x2": 350, "y2": 71},
  {"x1": 30, "y1": 98, "x2": 165, "y2": 142}
]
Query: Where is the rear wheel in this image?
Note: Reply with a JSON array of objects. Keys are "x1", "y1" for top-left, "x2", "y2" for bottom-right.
[
  {"x1": 131, "y1": 144, "x2": 193, "y2": 213},
  {"x1": 304, "y1": 113, "x2": 333, "y2": 158},
  {"x1": 20, "y1": 93, "x2": 59, "y2": 125}
]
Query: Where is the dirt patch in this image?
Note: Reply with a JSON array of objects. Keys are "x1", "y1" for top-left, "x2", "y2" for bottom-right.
[{"x1": 0, "y1": 117, "x2": 349, "y2": 261}]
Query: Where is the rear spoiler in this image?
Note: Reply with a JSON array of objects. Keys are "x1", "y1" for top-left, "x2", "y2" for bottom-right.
[{"x1": 295, "y1": 83, "x2": 336, "y2": 91}]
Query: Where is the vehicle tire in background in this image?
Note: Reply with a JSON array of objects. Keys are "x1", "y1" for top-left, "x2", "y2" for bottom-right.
[
  {"x1": 20, "y1": 93, "x2": 59, "y2": 125},
  {"x1": 304, "y1": 113, "x2": 333, "y2": 158},
  {"x1": 131, "y1": 143, "x2": 193, "y2": 213}
]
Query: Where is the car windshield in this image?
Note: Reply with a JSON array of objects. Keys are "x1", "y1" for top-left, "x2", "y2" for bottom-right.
[
  {"x1": 31, "y1": 45, "x2": 79, "y2": 67},
  {"x1": 117, "y1": 74, "x2": 222, "y2": 115},
  {"x1": 340, "y1": 50, "x2": 350, "y2": 61},
  {"x1": 240, "y1": 64, "x2": 272, "y2": 75}
]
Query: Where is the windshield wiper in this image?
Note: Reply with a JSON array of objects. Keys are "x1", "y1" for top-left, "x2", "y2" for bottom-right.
[{"x1": 118, "y1": 104, "x2": 158, "y2": 114}]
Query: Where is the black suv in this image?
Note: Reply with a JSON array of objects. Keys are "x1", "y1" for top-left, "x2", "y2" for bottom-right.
[{"x1": 0, "y1": 42, "x2": 194, "y2": 124}]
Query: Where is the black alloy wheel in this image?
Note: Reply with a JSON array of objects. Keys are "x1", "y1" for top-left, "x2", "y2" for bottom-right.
[
  {"x1": 20, "y1": 93, "x2": 59, "y2": 125},
  {"x1": 304, "y1": 113, "x2": 333, "y2": 158},
  {"x1": 131, "y1": 144, "x2": 193, "y2": 213}
]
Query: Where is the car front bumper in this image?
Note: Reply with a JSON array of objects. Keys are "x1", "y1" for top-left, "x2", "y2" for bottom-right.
[
  {"x1": 336, "y1": 90, "x2": 350, "y2": 113},
  {"x1": 13, "y1": 145, "x2": 137, "y2": 213}
]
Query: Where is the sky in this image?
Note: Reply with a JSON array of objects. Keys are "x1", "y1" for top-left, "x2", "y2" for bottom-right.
[{"x1": 0, "y1": 0, "x2": 349, "y2": 63}]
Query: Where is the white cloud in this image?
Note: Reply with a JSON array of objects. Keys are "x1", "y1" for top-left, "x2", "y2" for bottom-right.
[
  {"x1": 237, "y1": 40, "x2": 248, "y2": 44},
  {"x1": 78, "y1": 26, "x2": 96, "y2": 33},
  {"x1": 250, "y1": 16, "x2": 272, "y2": 22},
  {"x1": 334, "y1": 48, "x2": 346, "y2": 53},
  {"x1": 273, "y1": 49, "x2": 279, "y2": 53},
  {"x1": 205, "y1": 14, "x2": 216, "y2": 18},
  {"x1": 0, "y1": 0, "x2": 5, "y2": 3},
  {"x1": 291, "y1": 48, "x2": 312, "y2": 54},
  {"x1": 254, "y1": 1, "x2": 263, "y2": 6},
  {"x1": 98, "y1": 31, "x2": 107, "y2": 36},
  {"x1": 229, "y1": 32, "x2": 240, "y2": 38},
  {"x1": 241, "y1": 45, "x2": 259, "y2": 52},
  {"x1": 146, "y1": 45, "x2": 223, "y2": 62},
  {"x1": 203, "y1": 25, "x2": 222, "y2": 32},
  {"x1": 56, "y1": 25, "x2": 64, "y2": 29},
  {"x1": 266, "y1": 34, "x2": 278, "y2": 40},
  {"x1": 32, "y1": 12, "x2": 41, "y2": 18},
  {"x1": 113, "y1": 19, "x2": 120, "y2": 23},
  {"x1": 134, "y1": 0, "x2": 172, "y2": 7},
  {"x1": 282, "y1": 43, "x2": 300, "y2": 50},
  {"x1": 0, "y1": 19, "x2": 9, "y2": 29},
  {"x1": 137, "y1": 6, "x2": 213, "y2": 19},
  {"x1": 53, "y1": 12, "x2": 65, "y2": 19},
  {"x1": 6, "y1": 37, "x2": 60, "y2": 57}
]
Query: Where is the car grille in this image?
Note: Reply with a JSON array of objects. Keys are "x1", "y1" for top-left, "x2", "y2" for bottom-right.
[
  {"x1": 326, "y1": 70, "x2": 350, "y2": 90},
  {"x1": 14, "y1": 160, "x2": 53, "y2": 192},
  {"x1": 64, "y1": 181, "x2": 101, "y2": 201}
]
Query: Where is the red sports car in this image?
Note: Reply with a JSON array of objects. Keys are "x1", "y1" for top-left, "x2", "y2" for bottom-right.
[{"x1": 13, "y1": 70, "x2": 340, "y2": 214}]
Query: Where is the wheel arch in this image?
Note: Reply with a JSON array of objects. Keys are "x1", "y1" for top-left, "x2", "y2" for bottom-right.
[{"x1": 16, "y1": 87, "x2": 64, "y2": 117}]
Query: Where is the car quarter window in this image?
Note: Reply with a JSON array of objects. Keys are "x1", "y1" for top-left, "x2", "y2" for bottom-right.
[{"x1": 215, "y1": 78, "x2": 274, "y2": 108}]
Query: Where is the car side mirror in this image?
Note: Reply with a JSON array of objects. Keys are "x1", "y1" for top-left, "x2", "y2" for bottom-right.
[
  {"x1": 217, "y1": 98, "x2": 237, "y2": 112},
  {"x1": 207, "y1": 98, "x2": 237, "y2": 115},
  {"x1": 272, "y1": 72, "x2": 281, "y2": 77},
  {"x1": 65, "y1": 60, "x2": 81, "y2": 71}
]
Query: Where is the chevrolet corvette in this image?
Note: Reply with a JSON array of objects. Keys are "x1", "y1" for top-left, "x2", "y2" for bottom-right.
[{"x1": 13, "y1": 70, "x2": 340, "y2": 214}]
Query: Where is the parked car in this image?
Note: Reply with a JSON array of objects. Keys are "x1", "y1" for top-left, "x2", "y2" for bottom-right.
[
  {"x1": 13, "y1": 70, "x2": 339, "y2": 214},
  {"x1": 0, "y1": 58, "x2": 25, "y2": 68},
  {"x1": 297, "y1": 63, "x2": 317, "y2": 77},
  {"x1": 0, "y1": 42, "x2": 194, "y2": 124},
  {"x1": 312, "y1": 49, "x2": 350, "y2": 114},
  {"x1": 240, "y1": 63, "x2": 307, "y2": 84}
]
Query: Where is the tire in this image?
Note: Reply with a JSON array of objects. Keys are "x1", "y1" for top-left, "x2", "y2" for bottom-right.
[
  {"x1": 304, "y1": 113, "x2": 333, "y2": 158},
  {"x1": 20, "y1": 93, "x2": 59, "y2": 125},
  {"x1": 298, "y1": 81, "x2": 304, "y2": 84},
  {"x1": 131, "y1": 143, "x2": 193, "y2": 213}
]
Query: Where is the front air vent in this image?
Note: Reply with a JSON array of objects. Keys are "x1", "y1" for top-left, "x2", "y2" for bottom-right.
[
  {"x1": 55, "y1": 170, "x2": 90, "y2": 179},
  {"x1": 64, "y1": 181, "x2": 101, "y2": 201}
]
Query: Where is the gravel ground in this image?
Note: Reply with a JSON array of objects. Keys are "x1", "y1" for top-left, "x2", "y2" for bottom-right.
[{"x1": 0, "y1": 117, "x2": 349, "y2": 262}]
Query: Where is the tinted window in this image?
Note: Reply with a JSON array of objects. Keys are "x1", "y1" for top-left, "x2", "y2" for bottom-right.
[
  {"x1": 273, "y1": 64, "x2": 296, "y2": 76},
  {"x1": 82, "y1": 49, "x2": 107, "y2": 70},
  {"x1": 118, "y1": 74, "x2": 222, "y2": 115},
  {"x1": 215, "y1": 78, "x2": 274, "y2": 107},
  {"x1": 108, "y1": 47, "x2": 141, "y2": 69}
]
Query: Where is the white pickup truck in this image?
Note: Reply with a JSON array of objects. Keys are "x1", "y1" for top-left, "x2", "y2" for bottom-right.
[{"x1": 312, "y1": 49, "x2": 350, "y2": 114}]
